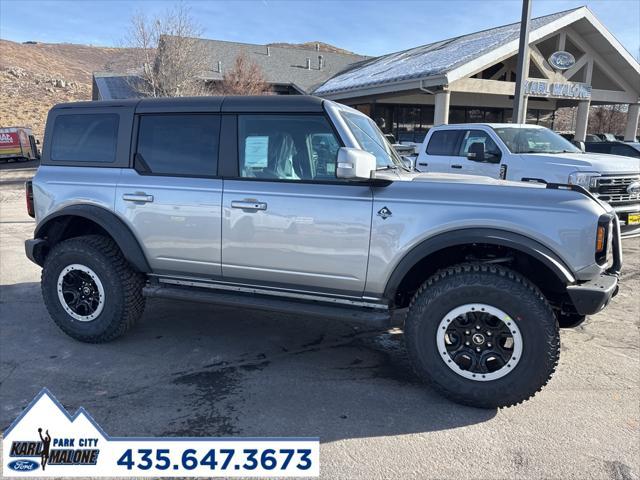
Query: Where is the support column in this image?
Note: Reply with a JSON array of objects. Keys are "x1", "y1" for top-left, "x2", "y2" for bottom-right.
[
  {"x1": 520, "y1": 96, "x2": 529, "y2": 124},
  {"x1": 434, "y1": 91, "x2": 450, "y2": 125},
  {"x1": 574, "y1": 100, "x2": 590, "y2": 142},
  {"x1": 624, "y1": 103, "x2": 640, "y2": 141}
]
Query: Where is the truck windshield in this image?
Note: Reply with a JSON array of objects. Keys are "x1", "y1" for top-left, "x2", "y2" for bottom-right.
[
  {"x1": 493, "y1": 127, "x2": 581, "y2": 154},
  {"x1": 340, "y1": 111, "x2": 406, "y2": 169}
]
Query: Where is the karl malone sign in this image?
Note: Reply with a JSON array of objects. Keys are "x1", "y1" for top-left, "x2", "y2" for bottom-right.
[{"x1": 524, "y1": 80, "x2": 592, "y2": 100}]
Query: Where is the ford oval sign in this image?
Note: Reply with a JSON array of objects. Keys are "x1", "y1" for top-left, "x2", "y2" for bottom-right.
[
  {"x1": 8, "y1": 459, "x2": 39, "y2": 472},
  {"x1": 549, "y1": 51, "x2": 576, "y2": 70}
]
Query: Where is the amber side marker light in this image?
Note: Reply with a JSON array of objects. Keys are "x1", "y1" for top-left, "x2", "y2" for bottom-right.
[{"x1": 596, "y1": 225, "x2": 606, "y2": 253}]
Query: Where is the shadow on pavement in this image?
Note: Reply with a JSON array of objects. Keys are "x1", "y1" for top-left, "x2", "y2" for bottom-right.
[{"x1": 0, "y1": 282, "x2": 497, "y2": 443}]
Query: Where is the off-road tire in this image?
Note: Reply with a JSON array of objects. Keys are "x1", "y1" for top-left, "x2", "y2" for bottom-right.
[
  {"x1": 42, "y1": 235, "x2": 146, "y2": 343},
  {"x1": 404, "y1": 263, "x2": 560, "y2": 409}
]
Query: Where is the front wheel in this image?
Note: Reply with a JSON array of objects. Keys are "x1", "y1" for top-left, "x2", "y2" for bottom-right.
[{"x1": 405, "y1": 263, "x2": 560, "y2": 408}]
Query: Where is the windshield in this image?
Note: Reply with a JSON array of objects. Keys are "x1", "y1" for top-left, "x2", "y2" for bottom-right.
[
  {"x1": 493, "y1": 127, "x2": 581, "y2": 154},
  {"x1": 340, "y1": 110, "x2": 406, "y2": 169}
]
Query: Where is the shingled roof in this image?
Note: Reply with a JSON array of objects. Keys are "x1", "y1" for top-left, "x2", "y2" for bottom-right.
[
  {"x1": 313, "y1": 8, "x2": 582, "y2": 95},
  {"x1": 166, "y1": 37, "x2": 369, "y2": 92},
  {"x1": 93, "y1": 39, "x2": 369, "y2": 100}
]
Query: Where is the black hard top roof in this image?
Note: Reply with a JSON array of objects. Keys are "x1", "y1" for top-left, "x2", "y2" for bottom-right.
[{"x1": 51, "y1": 95, "x2": 326, "y2": 113}]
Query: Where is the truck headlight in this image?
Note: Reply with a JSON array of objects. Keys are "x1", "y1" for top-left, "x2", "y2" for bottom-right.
[{"x1": 568, "y1": 171, "x2": 600, "y2": 189}]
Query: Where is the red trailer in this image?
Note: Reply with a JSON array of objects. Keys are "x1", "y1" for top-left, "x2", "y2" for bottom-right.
[{"x1": 0, "y1": 127, "x2": 40, "y2": 162}]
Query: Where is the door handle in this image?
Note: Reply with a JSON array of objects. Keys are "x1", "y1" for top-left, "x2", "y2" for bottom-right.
[
  {"x1": 451, "y1": 164, "x2": 463, "y2": 169},
  {"x1": 418, "y1": 162, "x2": 428, "y2": 166},
  {"x1": 123, "y1": 193, "x2": 154, "y2": 203},
  {"x1": 231, "y1": 200, "x2": 267, "y2": 211}
]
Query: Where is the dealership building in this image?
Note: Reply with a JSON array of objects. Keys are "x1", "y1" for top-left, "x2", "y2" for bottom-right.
[{"x1": 93, "y1": 6, "x2": 640, "y2": 142}]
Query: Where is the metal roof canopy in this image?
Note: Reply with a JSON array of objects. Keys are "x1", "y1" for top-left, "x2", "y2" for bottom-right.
[{"x1": 314, "y1": 7, "x2": 640, "y2": 103}]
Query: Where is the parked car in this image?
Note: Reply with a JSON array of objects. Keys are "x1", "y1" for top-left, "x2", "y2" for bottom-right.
[
  {"x1": 618, "y1": 135, "x2": 639, "y2": 142},
  {"x1": 25, "y1": 96, "x2": 622, "y2": 409},
  {"x1": 0, "y1": 126, "x2": 39, "y2": 162},
  {"x1": 416, "y1": 123, "x2": 640, "y2": 236},
  {"x1": 384, "y1": 133, "x2": 418, "y2": 156},
  {"x1": 556, "y1": 132, "x2": 601, "y2": 143},
  {"x1": 596, "y1": 133, "x2": 618, "y2": 142},
  {"x1": 585, "y1": 141, "x2": 640, "y2": 158}
]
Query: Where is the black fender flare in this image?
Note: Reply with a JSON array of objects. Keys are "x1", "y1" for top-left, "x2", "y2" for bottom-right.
[
  {"x1": 383, "y1": 228, "x2": 576, "y2": 300},
  {"x1": 33, "y1": 204, "x2": 150, "y2": 272}
]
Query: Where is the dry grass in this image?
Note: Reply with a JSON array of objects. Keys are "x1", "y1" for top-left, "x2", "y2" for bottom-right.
[{"x1": 0, "y1": 39, "x2": 139, "y2": 139}]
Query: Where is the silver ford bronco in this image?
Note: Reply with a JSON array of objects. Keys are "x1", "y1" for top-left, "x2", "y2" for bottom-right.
[{"x1": 25, "y1": 96, "x2": 622, "y2": 408}]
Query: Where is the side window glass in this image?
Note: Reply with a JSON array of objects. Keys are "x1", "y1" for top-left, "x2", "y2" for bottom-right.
[
  {"x1": 459, "y1": 130, "x2": 500, "y2": 156},
  {"x1": 426, "y1": 131, "x2": 460, "y2": 155},
  {"x1": 310, "y1": 133, "x2": 340, "y2": 177},
  {"x1": 51, "y1": 114, "x2": 119, "y2": 163},
  {"x1": 136, "y1": 114, "x2": 220, "y2": 176},
  {"x1": 238, "y1": 115, "x2": 340, "y2": 181},
  {"x1": 611, "y1": 145, "x2": 639, "y2": 157}
]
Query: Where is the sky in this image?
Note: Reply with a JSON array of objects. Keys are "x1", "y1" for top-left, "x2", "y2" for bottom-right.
[{"x1": 0, "y1": 0, "x2": 638, "y2": 60}]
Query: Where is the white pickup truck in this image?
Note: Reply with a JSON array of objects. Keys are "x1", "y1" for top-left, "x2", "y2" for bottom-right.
[{"x1": 416, "y1": 123, "x2": 640, "y2": 236}]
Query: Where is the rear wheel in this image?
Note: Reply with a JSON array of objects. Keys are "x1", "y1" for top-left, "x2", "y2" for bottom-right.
[
  {"x1": 405, "y1": 263, "x2": 559, "y2": 408},
  {"x1": 42, "y1": 235, "x2": 146, "y2": 342}
]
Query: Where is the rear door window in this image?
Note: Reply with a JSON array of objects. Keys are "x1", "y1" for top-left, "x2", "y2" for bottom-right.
[
  {"x1": 136, "y1": 114, "x2": 220, "y2": 176},
  {"x1": 426, "y1": 130, "x2": 461, "y2": 155},
  {"x1": 51, "y1": 114, "x2": 119, "y2": 163}
]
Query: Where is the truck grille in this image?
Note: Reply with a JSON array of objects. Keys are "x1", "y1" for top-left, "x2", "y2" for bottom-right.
[{"x1": 593, "y1": 175, "x2": 640, "y2": 206}]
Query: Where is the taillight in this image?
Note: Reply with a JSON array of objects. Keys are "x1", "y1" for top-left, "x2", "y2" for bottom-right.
[{"x1": 25, "y1": 180, "x2": 34, "y2": 218}]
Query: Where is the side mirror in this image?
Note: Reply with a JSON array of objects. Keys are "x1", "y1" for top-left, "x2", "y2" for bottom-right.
[
  {"x1": 467, "y1": 142, "x2": 485, "y2": 162},
  {"x1": 401, "y1": 155, "x2": 416, "y2": 170},
  {"x1": 336, "y1": 147, "x2": 376, "y2": 180}
]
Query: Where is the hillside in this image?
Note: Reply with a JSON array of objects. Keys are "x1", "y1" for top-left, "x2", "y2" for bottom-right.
[
  {"x1": 0, "y1": 39, "x2": 139, "y2": 139},
  {"x1": 0, "y1": 39, "x2": 356, "y2": 141},
  {"x1": 267, "y1": 41, "x2": 356, "y2": 55}
]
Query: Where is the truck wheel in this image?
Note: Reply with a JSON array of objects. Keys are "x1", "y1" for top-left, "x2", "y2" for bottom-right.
[
  {"x1": 404, "y1": 263, "x2": 559, "y2": 408},
  {"x1": 41, "y1": 235, "x2": 146, "y2": 343}
]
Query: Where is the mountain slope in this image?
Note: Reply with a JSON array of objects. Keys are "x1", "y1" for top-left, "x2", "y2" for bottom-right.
[{"x1": 0, "y1": 39, "x2": 138, "y2": 139}]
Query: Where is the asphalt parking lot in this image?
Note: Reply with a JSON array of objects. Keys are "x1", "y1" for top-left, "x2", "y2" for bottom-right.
[{"x1": 1, "y1": 167, "x2": 639, "y2": 479}]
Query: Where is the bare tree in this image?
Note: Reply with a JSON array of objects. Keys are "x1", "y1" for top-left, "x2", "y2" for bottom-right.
[
  {"x1": 215, "y1": 53, "x2": 271, "y2": 95},
  {"x1": 125, "y1": 3, "x2": 208, "y2": 97},
  {"x1": 589, "y1": 104, "x2": 627, "y2": 135}
]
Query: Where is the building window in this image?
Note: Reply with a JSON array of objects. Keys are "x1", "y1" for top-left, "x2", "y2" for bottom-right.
[
  {"x1": 373, "y1": 104, "x2": 393, "y2": 135},
  {"x1": 484, "y1": 108, "x2": 503, "y2": 123},
  {"x1": 537, "y1": 111, "x2": 554, "y2": 128},
  {"x1": 449, "y1": 107, "x2": 466, "y2": 124},
  {"x1": 354, "y1": 104, "x2": 371, "y2": 116}
]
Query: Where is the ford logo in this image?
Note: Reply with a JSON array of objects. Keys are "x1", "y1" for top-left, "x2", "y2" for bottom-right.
[
  {"x1": 8, "y1": 459, "x2": 39, "y2": 471},
  {"x1": 627, "y1": 182, "x2": 640, "y2": 195},
  {"x1": 549, "y1": 51, "x2": 576, "y2": 70}
]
